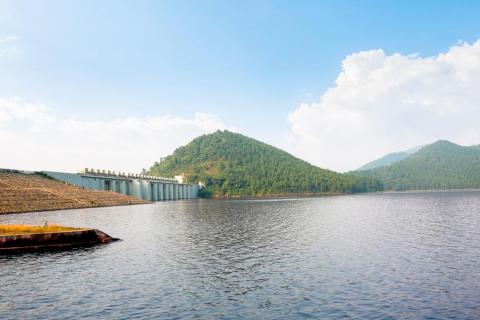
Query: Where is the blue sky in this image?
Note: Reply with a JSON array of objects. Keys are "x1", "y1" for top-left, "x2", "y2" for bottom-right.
[{"x1": 1, "y1": 1, "x2": 480, "y2": 172}]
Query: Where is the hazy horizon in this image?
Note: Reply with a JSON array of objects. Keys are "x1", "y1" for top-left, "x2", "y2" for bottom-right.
[{"x1": 1, "y1": 1, "x2": 480, "y2": 173}]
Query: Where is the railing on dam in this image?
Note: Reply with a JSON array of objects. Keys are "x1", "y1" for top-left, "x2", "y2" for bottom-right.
[
  {"x1": 43, "y1": 169, "x2": 199, "y2": 202},
  {"x1": 79, "y1": 168, "x2": 177, "y2": 183}
]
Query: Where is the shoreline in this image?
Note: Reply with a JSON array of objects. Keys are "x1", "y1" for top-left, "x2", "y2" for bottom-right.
[
  {"x1": 204, "y1": 188, "x2": 480, "y2": 200},
  {"x1": 0, "y1": 201, "x2": 150, "y2": 216},
  {"x1": 377, "y1": 188, "x2": 480, "y2": 194},
  {"x1": 2, "y1": 189, "x2": 479, "y2": 215},
  {"x1": 206, "y1": 192, "x2": 346, "y2": 200}
]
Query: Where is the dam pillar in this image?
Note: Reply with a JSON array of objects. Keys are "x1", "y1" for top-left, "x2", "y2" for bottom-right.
[
  {"x1": 126, "y1": 181, "x2": 131, "y2": 195},
  {"x1": 125, "y1": 181, "x2": 131, "y2": 195},
  {"x1": 169, "y1": 184, "x2": 174, "y2": 200},
  {"x1": 179, "y1": 185, "x2": 183, "y2": 199},
  {"x1": 99, "y1": 179, "x2": 105, "y2": 190},
  {"x1": 131, "y1": 181, "x2": 142, "y2": 198},
  {"x1": 119, "y1": 181, "x2": 127, "y2": 195},
  {"x1": 141, "y1": 181, "x2": 150, "y2": 200},
  {"x1": 152, "y1": 183, "x2": 158, "y2": 201},
  {"x1": 163, "y1": 183, "x2": 168, "y2": 200},
  {"x1": 147, "y1": 182, "x2": 152, "y2": 201},
  {"x1": 158, "y1": 183, "x2": 164, "y2": 201}
]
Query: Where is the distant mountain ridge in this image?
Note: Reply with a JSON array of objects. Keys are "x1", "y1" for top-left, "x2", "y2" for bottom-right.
[
  {"x1": 358, "y1": 151, "x2": 411, "y2": 171},
  {"x1": 357, "y1": 145, "x2": 423, "y2": 171},
  {"x1": 149, "y1": 130, "x2": 382, "y2": 197},
  {"x1": 353, "y1": 140, "x2": 480, "y2": 190}
]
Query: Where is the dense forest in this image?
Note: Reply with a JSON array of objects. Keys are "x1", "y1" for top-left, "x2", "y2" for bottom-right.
[
  {"x1": 149, "y1": 130, "x2": 383, "y2": 197},
  {"x1": 353, "y1": 140, "x2": 480, "y2": 190}
]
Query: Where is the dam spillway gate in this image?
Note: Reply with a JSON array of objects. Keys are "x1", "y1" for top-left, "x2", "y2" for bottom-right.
[{"x1": 42, "y1": 169, "x2": 200, "y2": 201}]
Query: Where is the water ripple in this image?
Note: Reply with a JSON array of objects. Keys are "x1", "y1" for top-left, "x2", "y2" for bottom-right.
[{"x1": 1, "y1": 192, "x2": 480, "y2": 319}]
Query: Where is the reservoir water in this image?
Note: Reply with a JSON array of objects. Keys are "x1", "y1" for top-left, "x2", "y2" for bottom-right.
[{"x1": 1, "y1": 191, "x2": 480, "y2": 319}]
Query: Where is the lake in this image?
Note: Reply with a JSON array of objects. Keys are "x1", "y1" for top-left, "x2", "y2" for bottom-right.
[{"x1": 1, "y1": 191, "x2": 480, "y2": 319}]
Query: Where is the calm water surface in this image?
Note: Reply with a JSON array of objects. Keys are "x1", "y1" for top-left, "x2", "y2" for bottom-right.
[{"x1": 1, "y1": 192, "x2": 480, "y2": 319}]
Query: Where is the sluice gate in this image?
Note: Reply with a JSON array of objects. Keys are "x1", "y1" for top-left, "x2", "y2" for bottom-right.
[{"x1": 43, "y1": 169, "x2": 199, "y2": 201}]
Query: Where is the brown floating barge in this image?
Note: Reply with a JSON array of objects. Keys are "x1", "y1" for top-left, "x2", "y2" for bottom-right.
[{"x1": 0, "y1": 229, "x2": 119, "y2": 253}]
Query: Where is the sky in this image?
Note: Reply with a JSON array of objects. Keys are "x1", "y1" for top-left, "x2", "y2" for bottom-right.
[{"x1": 1, "y1": 0, "x2": 480, "y2": 173}]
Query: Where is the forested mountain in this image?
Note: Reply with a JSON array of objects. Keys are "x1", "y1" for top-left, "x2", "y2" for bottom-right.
[
  {"x1": 149, "y1": 130, "x2": 383, "y2": 197},
  {"x1": 353, "y1": 140, "x2": 480, "y2": 190}
]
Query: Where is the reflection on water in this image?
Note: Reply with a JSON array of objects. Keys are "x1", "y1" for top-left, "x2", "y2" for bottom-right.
[{"x1": 1, "y1": 192, "x2": 480, "y2": 319}]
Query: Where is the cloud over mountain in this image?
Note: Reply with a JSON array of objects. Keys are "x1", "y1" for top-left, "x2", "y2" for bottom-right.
[
  {"x1": 288, "y1": 40, "x2": 480, "y2": 172},
  {"x1": 0, "y1": 97, "x2": 226, "y2": 172}
]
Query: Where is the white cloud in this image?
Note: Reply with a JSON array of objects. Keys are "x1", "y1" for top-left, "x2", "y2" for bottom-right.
[
  {"x1": 0, "y1": 36, "x2": 18, "y2": 43},
  {"x1": 0, "y1": 35, "x2": 19, "y2": 55},
  {"x1": 287, "y1": 40, "x2": 480, "y2": 172},
  {"x1": 0, "y1": 97, "x2": 226, "y2": 173}
]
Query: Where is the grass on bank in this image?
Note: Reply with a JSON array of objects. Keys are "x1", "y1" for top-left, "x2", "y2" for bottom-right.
[{"x1": 0, "y1": 224, "x2": 82, "y2": 235}]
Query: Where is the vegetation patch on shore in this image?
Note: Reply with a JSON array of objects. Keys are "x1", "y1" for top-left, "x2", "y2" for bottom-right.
[{"x1": 0, "y1": 224, "x2": 81, "y2": 235}]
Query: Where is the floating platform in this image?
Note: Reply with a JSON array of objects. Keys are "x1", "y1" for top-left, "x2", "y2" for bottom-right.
[{"x1": 0, "y1": 229, "x2": 119, "y2": 253}]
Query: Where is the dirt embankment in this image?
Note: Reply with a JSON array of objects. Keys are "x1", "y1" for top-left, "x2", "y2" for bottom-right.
[{"x1": 0, "y1": 172, "x2": 148, "y2": 214}]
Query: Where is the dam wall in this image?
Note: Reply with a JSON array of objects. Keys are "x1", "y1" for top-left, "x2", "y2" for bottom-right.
[{"x1": 42, "y1": 170, "x2": 199, "y2": 201}]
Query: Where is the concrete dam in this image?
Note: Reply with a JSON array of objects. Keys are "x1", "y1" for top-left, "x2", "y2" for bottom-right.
[{"x1": 43, "y1": 169, "x2": 200, "y2": 201}]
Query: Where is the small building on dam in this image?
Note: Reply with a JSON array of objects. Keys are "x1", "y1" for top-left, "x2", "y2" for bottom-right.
[{"x1": 43, "y1": 169, "x2": 200, "y2": 201}]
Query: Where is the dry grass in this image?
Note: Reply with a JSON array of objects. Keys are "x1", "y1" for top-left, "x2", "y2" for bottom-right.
[
  {"x1": 0, "y1": 224, "x2": 82, "y2": 235},
  {"x1": 0, "y1": 172, "x2": 148, "y2": 214}
]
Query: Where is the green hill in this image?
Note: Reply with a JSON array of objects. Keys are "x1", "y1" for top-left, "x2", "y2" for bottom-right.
[
  {"x1": 353, "y1": 140, "x2": 480, "y2": 190},
  {"x1": 149, "y1": 130, "x2": 383, "y2": 197}
]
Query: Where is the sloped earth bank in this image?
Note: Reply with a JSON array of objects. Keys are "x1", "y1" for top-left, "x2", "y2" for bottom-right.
[{"x1": 0, "y1": 172, "x2": 147, "y2": 214}]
